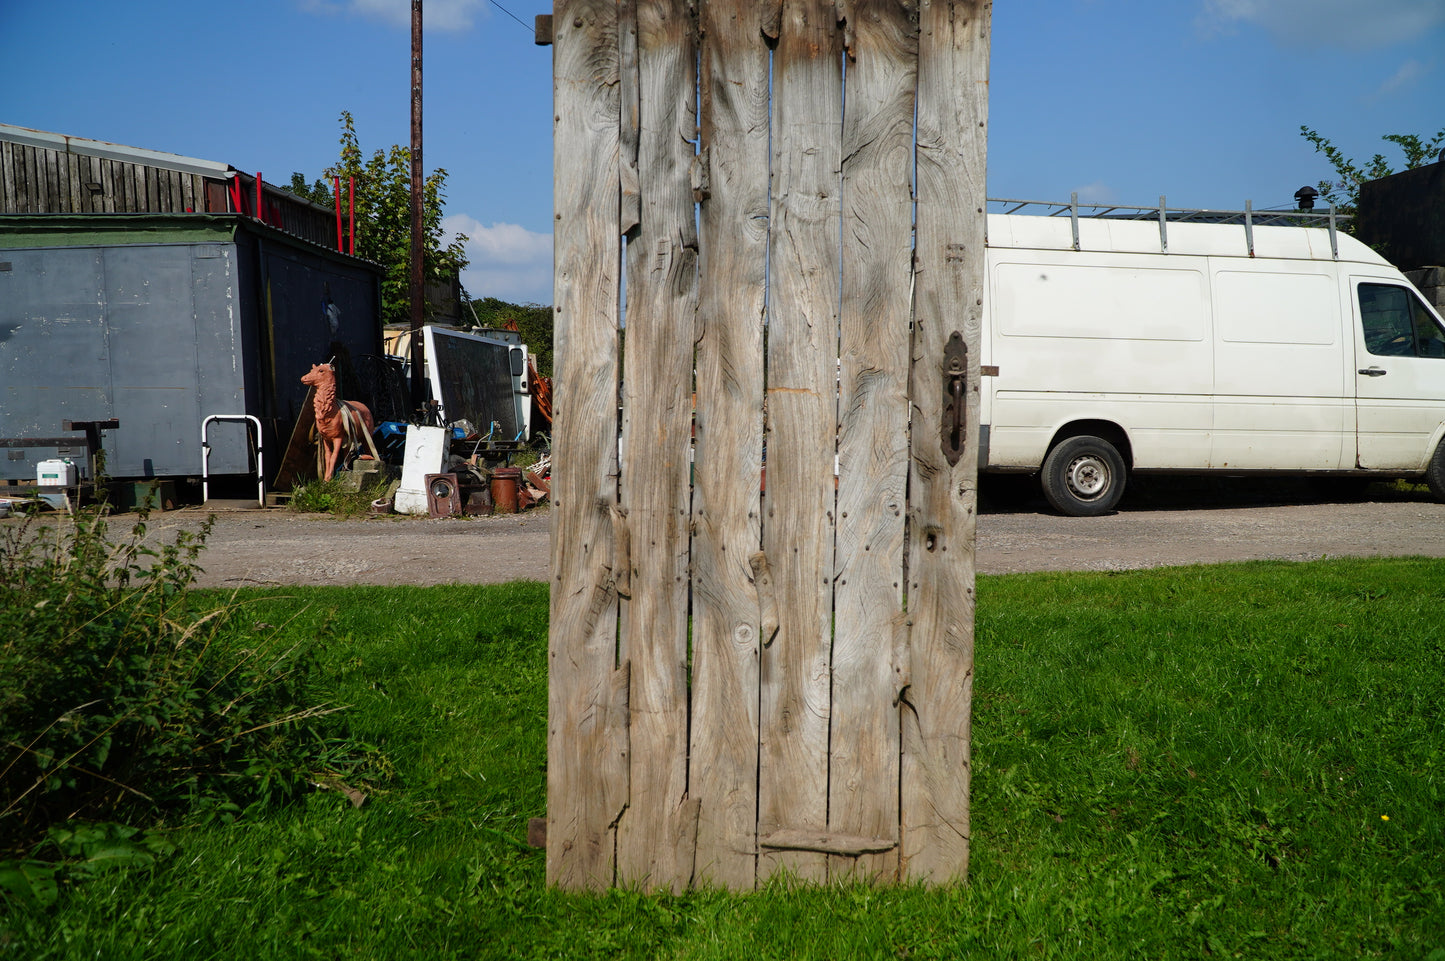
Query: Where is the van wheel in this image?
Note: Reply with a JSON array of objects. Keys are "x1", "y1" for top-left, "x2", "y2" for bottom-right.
[
  {"x1": 1041, "y1": 435, "x2": 1127, "y2": 516},
  {"x1": 1427, "y1": 442, "x2": 1445, "y2": 502}
]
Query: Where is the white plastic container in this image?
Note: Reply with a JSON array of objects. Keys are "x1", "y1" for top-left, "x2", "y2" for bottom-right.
[{"x1": 37, "y1": 459, "x2": 78, "y2": 487}]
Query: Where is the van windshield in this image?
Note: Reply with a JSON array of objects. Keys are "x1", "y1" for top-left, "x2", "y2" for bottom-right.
[{"x1": 1359, "y1": 283, "x2": 1445, "y2": 359}]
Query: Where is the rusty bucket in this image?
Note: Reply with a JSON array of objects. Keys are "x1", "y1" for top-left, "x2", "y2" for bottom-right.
[{"x1": 491, "y1": 466, "x2": 522, "y2": 514}]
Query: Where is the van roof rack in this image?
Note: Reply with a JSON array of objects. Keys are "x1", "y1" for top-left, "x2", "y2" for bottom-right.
[{"x1": 987, "y1": 194, "x2": 1351, "y2": 259}]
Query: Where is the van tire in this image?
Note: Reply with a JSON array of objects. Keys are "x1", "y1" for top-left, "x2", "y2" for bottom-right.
[
  {"x1": 1041, "y1": 435, "x2": 1127, "y2": 516},
  {"x1": 1427, "y1": 442, "x2": 1445, "y2": 502}
]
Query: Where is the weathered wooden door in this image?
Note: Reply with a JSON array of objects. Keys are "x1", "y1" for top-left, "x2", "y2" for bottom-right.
[{"x1": 547, "y1": 0, "x2": 989, "y2": 891}]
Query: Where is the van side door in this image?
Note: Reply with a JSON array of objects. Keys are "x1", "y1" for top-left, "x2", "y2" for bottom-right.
[
  {"x1": 1352, "y1": 279, "x2": 1445, "y2": 470},
  {"x1": 1210, "y1": 265, "x2": 1349, "y2": 470}
]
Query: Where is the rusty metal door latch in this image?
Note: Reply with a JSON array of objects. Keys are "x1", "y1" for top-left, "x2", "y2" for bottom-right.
[{"x1": 941, "y1": 331, "x2": 967, "y2": 466}]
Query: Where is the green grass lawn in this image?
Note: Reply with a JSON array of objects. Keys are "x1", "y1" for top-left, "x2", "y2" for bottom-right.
[{"x1": 3, "y1": 559, "x2": 1443, "y2": 959}]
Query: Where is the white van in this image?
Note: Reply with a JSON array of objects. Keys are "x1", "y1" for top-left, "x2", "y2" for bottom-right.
[{"x1": 980, "y1": 200, "x2": 1445, "y2": 515}]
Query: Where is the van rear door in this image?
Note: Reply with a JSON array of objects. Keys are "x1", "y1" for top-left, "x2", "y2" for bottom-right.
[{"x1": 1351, "y1": 279, "x2": 1445, "y2": 470}]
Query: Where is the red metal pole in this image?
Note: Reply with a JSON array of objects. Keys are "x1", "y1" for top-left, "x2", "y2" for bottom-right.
[
  {"x1": 334, "y1": 176, "x2": 343, "y2": 252},
  {"x1": 229, "y1": 177, "x2": 241, "y2": 214},
  {"x1": 255, "y1": 173, "x2": 263, "y2": 223},
  {"x1": 348, "y1": 176, "x2": 355, "y2": 256}
]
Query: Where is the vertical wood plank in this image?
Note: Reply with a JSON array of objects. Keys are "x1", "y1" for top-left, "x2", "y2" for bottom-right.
[
  {"x1": 614, "y1": 0, "x2": 698, "y2": 893},
  {"x1": 183, "y1": 172, "x2": 198, "y2": 213},
  {"x1": 36, "y1": 147, "x2": 52, "y2": 212},
  {"x1": 145, "y1": 164, "x2": 159, "y2": 212},
  {"x1": 689, "y1": 0, "x2": 776, "y2": 890},
  {"x1": 617, "y1": 0, "x2": 641, "y2": 236},
  {"x1": 66, "y1": 150, "x2": 82, "y2": 213},
  {"x1": 828, "y1": 0, "x2": 917, "y2": 883},
  {"x1": 101, "y1": 159, "x2": 116, "y2": 212},
  {"x1": 758, "y1": 0, "x2": 843, "y2": 884},
  {"x1": 901, "y1": 0, "x2": 989, "y2": 884},
  {"x1": 47, "y1": 149, "x2": 60, "y2": 212},
  {"x1": 82, "y1": 156, "x2": 96, "y2": 214},
  {"x1": 123, "y1": 162, "x2": 136, "y2": 212},
  {"x1": 54, "y1": 149, "x2": 69, "y2": 212},
  {"x1": 21, "y1": 144, "x2": 37, "y2": 212},
  {"x1": 62, "y1": 151, "x2": 76, "y2": 213},
  {"x1": 1, "y1": 141, "x2": 13, "y2": 212},
  {"x1": 613, "y1": 0, "x2": 639, "y2": 687},
  {"x1": 548, "y1": 0, "x2": 628, "y2": 892},
  {"x1": 31, "y1": 147, "x2": 44, "y2": 211},
  {"x1": 116, "y1": 161, "x2": 132, "y2": 212}
]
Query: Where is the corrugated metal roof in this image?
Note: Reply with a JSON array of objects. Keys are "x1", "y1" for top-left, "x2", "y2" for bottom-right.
[{"x1": 0, "y1": 122, "x2": 235, "y2": 180}]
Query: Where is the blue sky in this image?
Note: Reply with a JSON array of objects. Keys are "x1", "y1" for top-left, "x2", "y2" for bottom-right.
[{"x1": 3, "y1": 0, "x2": 1442, "y2": 305}]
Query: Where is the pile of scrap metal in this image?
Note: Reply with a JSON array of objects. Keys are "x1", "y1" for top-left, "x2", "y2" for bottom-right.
[{"x1": 376, "y1": 424, "x2": 549, "y2": 518}]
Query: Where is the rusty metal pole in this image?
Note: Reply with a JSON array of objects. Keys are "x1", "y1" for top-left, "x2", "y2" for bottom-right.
[{"x1": 409, "y1": 0, "x2": 426, "y2": 415}]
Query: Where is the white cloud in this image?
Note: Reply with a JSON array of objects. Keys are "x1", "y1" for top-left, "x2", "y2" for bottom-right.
[
  {"x1": 1072, "y1": 181, "x2": 1119, "y2": 204},
  {"x1": 1197, "y1": 0, "x2": 1444, "y2": 48},
  {"x1": 1372, "y1": 58, "x2": 1432, "y2": 97},
  {"x1": 298, "y1": 0, "x2": 486, "y2": 33},
  {"x1": 445, "y1": 214, "x2": 554, "y2": 304}
]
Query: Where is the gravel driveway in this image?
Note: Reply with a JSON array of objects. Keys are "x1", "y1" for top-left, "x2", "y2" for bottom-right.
[{"x1": 66, "y1": 476, "x2": 1445, "y2": 588}]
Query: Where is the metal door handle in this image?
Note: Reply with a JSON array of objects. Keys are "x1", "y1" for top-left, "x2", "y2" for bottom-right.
[
  {"x1": 941, "y1": 331, "x2": 967, "y2": 466},
  {"x1": 1357, "y1": 367, "x2": 1387, "y2": 377}
]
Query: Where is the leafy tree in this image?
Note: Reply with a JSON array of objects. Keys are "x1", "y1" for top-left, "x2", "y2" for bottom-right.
[
  {"x1": 1300, "y1": 125, "x2": 1445, "y2": 221},
  {"x1": 466, "y1": 296, "x2": 554, "y2": 377},
  {"x1": 283, "y1": 172, "x2": 334, "y2": 208},
  {"x1": 316, "y1": 111, "x2": 470, "y2": 328}
]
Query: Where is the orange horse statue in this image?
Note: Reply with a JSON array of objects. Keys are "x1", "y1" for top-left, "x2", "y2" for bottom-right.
[{"x1": 301, "y1": 363, "x2": 376, "y2": 480}]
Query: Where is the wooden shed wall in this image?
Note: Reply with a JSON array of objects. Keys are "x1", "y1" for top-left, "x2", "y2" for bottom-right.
[
  {"x1": 1, "y1": 139, "x2": 206, "y2": 215},
  {"x1": 0, "y1": 138, "x2": 340, "y2": 249}
]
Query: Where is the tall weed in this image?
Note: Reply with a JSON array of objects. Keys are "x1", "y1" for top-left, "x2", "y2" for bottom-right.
[{"x1": 0, "y1": 511, "x2": 370, "y2": 858}]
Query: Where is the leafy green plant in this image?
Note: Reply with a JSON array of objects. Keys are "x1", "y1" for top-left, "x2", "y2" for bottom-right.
[
  {"x1": 0, "y1": 822, "x2": 176, "y2": 909},
  {"x1": 1300, "y1": 124, "x2": 1445, "y2": 221},
  {"x1": 287, "y1": 476, "x2": 388, "y2": 517},
  {"x1": 0, "y1": 511, "x2": 371, "y2": 860}
]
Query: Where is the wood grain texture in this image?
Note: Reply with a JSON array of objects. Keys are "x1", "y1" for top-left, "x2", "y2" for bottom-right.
[
  {"x1": 689, "y1": 0, "x2": 777, "y2": 891},
  {"x1": 614, "y1": 0, "x2": 699, "y2": 893},
  {"x1": 760, "y1": 829, "x2": 897, "y2": 855},
  {"x1": 829, "y1": 0, "x2": 918, "y2": 883},
  {"x1": 24, "y1": 146, "x2": 39, "y2": 213},
  {"x1": 901, "y1": 0, "x2": 989, "y2": 884},
  {"x1": 1, "y1": 142, "x2": 13, "y2": 212},
  {"x1": 548, "y1": 0, "x2": 628, "y2": 891},
  {"x1": 759, "y1": 0, "x2": 843, "y2": 884},
  {"x1": 618, "y1": 0, "x2": 641, "y2": 235},
  {"x1": 67, "y1": 151, "x2": 83, "y2": 213},
  {"x1": 38, "y1": 148, "x2": 53, "y2": 212},
  {"x1": 100, "y1": 159, "x2": 116, "y2": 213}
]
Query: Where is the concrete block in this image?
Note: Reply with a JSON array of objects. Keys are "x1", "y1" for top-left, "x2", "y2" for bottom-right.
[{"x1": 337, "y1": 458, "x2": 389, "y2": 492}]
